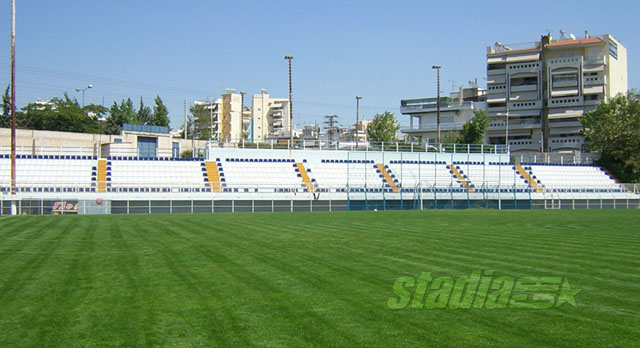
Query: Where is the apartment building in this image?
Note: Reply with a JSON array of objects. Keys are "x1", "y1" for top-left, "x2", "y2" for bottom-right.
[
  {"x1": 193, "y1": 91, "x2": 244, "y2": 143},
  {"x1": 250, "y1": 90, "x2": 291, "y2": 143},
  {"x1": 401, "y1": 33, "x2": 627, "y2": 153},
  {"x1": 400, "y1": 86, "x2": 487, "y2": 143},
  {"x1": 486, "y1": 33, "x2": 626, "y2": 152}
]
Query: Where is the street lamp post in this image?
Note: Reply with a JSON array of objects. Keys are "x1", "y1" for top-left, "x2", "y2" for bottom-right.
[
  {"x1": 432, "y1": 65, "x2": 441, "y2": 145},
  {"x1": 355, "y1": 96, "x2": 362, "y2": 149},
  {"x1": 284, "y1": 56, "x2": 293, "y2": 151},
  {"x1": 75, "y1": 85, "x2": 93, "y2": 107}
]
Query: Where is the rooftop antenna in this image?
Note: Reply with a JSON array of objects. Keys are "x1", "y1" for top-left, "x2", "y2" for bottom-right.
[
  {"x1": 584, "y1": 30, "x2": 590, "y2": 38},
  {"x1": 448, "y1": 80, "x2": 461, "y2": 92},
  {"x1": 494, "y1": 41, "x2": 511, "y2": 52},
  {"x1": 559, "y1": 29, "x2": 569, "y2": 40}
]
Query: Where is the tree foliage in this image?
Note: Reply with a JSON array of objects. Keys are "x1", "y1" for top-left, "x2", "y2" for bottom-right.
[
  {"x1": 1, "y1": 86, "x2": 11, "y2": 128},
  {"x1": 190, "y1": 103, "x2": 214, "y2": 140},
  {"x1": 177, "y1": 115, "x2": 195, "y2": 139},
  {"x1": 4, "y1": 91, "x2": 173, "y2": 135},
  {"x1": 457, "y1": 110, "x2": 489, "y2": 144},
  {"x1": 19, "y1": 93, "x2": 104, "y2": 133},
  {"x1": 136, "y1": 97, "x2": 152, "y2": 125},
  {"x1": 367, "y1": 111, "x2": 400, "y2": 143},
  {"x1": 582, "y1": 92, "x2": 640, "y2": 183},
  {"x1": 152, "y1": 96, "x2": 170, "y2": 128},
  {"x1": 105, "y1": 98, "x2": 136, "y2": 134}
]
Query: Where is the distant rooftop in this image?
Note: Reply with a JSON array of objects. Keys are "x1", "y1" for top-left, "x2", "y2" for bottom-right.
[{"x1": 488, "y1": 33, "x2": 609, "y2": 55}]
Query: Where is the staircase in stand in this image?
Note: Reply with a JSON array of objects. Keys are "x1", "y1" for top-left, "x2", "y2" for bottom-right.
[
  {"x1": 295, "y1": 162, "x2": 315, "y2": 193},
  {"x1": 376, "y1": 164, "x2": 399, "y2": 193},
  {"x1": 447, "y1": 164, "x2": 474, "y2": 192},
  {"x1": 515, "y1": 164, "x2": 543, "y2": 192},
  {"x1": 204, "y1": 161, "x2": 223, "y2": 192}
]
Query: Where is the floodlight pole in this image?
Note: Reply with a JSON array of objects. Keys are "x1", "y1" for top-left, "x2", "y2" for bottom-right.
[
  {"x1": 355, "y1": 96, "x2": 362, "y2": 149},
  {"x1": 10, "y1": 0, "x2": 17, "y2": 196},
  {"x1": 432, "y1": 65, "x2": 441, "y2": 146},
  {"x1": 284, "y1": 55, "x2": 293, "y2": 154}
]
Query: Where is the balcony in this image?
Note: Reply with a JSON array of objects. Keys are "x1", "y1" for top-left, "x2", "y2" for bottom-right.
[
  {"x1": 509, "y1": 100, "x2": 541, "y2": 110},
  {"x1": 549, "y1": 96, "x2": 582, "y2": 108},
  {"x1": 489, "y1": 118, "x2": 540, "y2": 131},
  {"x1": 584, "y1": 99, "x2": 603, "y2": 107},
  {"x1": 400, "y1": 98, "x2": 472, "y2": 114},
  {"x1": 401, "y1": 120, "x2": 467, "y2": 133},
  {"x1": 583, "y1": 85, "x2": 604, "y2": 95},
  {"x1": 584, "y1": 75, "x2": 605, "y2": 86},
  {"x1": 584, "y1": 55, "x2": 607, "y2": 66},
  {"x1": 550, "y1": 89, "x2": 579, "y2": 98},
  {"x1": 552, "y1": 80, "x2": 578, "y2": 88},
  {"x1": 547, "y1": 57, "x2": 581, "y2": 66},
  {"x1": 511, "y1": 118, "x2": 540, "y2": 130},
  {"x1": 549, "y1": 136, "x2": 584, "y2": 151},
  {"x1": 508, "y1": 139, "x2": 540, "y2": 152},
  {"x1": 549, "y1": 119, "x2": 582, "y2": 128},
  {"x1": 548, "y1": 107, "x2": 584, "y2": 119},
  {"x1": 507, "y1": 62, "x2": 541, "y2": 74},
  {"x1": 487, "y1": 68, "x2": 506, "y2": 76},
  {"x1": 510, "y1": 84, "x2": 538, "y2": 92}
]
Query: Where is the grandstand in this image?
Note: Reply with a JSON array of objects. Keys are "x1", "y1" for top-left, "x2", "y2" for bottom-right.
[{"x1": 1, "y1": 144, "x2": 639, "y2": 215}]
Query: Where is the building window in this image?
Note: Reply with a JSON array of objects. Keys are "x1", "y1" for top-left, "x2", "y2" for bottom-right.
[{"x1": 609, "y1": 39, "x2": 618, "y2": 60}]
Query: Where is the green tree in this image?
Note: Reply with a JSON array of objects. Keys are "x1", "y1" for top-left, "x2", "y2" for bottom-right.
[
  {"x1": 442, "y1": 131, "x2": 461, "y2": 144},
  {"x1": 458, "y1": 110, "x2": 490, "y2": 144},
  {"x1": 152, "y1": 95, "x2": 169, "y2": 127},
  {"x1": 136, "y1": 97, "x2": 152, "y2": 125},
  {"x1": 367, "y1": 111, "x2": 400, "y2": 143},
  {"x1": 1, "y1": 85, "x2": 10, "y2": 128},
  {"x1": 190, "y1": 103, "x2": 213, "y2": 139},
  {"x1": 105, "y1": 98, "x2": 136, "y2": 134},
  {"x1": 19, "y1": 93, "x2": 103, "y2": 133},
  {"x1": 582, "y1": 92, "x2": 640, "y2": 183},
  {"x1": 177, "y1": 115, "x2": 194, "y2": 139}
]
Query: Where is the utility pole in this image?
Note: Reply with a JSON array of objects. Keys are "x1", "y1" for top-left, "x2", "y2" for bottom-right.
[
  {"x1": 540, "y1": 35, "x2": 550, "y2": 153},
  {"x1": 355, "y1": 96, "x2": 362, "y2": 149},
  {"x1": 184, "y1": 99, "x2": 187, "y2": 140},
  {"x1": 10, "y1": 0, "x2": 17, "y2": 196},
  {"x1": 284, "y1": 56, "x2": 294, "y2": 150},
  {"x1": 324, "y1": 114, "x2": 339, "y2": 143},
  {"x1": 432, "y1": 65, "x2": 441, "y2": 145}
]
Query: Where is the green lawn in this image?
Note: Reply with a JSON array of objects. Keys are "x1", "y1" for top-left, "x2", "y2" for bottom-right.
[{"x1": 0, "y1": 210, "x2": 639, "y2": 347}]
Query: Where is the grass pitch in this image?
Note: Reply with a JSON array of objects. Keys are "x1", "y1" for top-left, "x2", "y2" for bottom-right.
[{"x1": 0, "y1": 210, "x2": 639, "y2": 347}]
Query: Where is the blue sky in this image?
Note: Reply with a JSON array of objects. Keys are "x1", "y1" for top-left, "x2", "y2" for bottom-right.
[{"x1": 1, "y1": 0, "x2": 638, "y2": 130}]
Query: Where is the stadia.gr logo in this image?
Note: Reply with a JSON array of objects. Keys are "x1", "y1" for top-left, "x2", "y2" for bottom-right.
[{"x1": 388, "y1": 270, "x2": 580, "y2": 310}]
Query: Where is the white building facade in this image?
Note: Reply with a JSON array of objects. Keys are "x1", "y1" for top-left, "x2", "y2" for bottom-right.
[
  {"x1": 401, "y1": 33, "x2": 628, "y2": 153},
  {"x1": 250, "y1": 90, "x2": 291, "y2": 143},
  {"x1": 486, "y1": 33, "x2": 627, "y2": 152}
]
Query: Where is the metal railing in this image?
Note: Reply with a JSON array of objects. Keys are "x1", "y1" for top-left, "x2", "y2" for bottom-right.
[
  {"x1": 216, "y1": 140, "x2": 509, "y2": 154},
  {"x1": 515, "y1": 152, "x2": 599, "y2": 165},
  {"x1": 1, "y1": 182, "x2": 638, "y2": 215}
]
